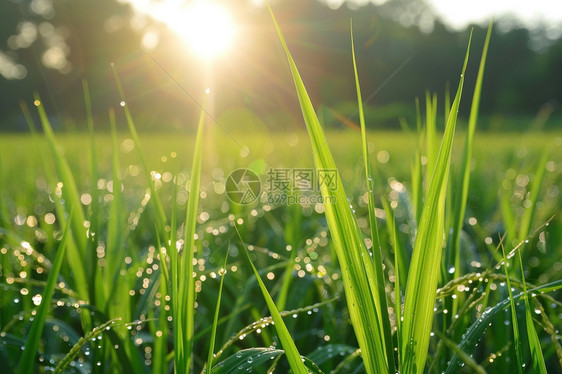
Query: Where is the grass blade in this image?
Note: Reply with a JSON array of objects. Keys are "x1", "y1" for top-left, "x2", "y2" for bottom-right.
[
  {"x1": 434, "y1": 330, "x2": 486, "y2": 374},
  {"x1": 18, "y1": 219, "x2": 71, "y2": 374},
  {"x1": 175, "y1": 103, "x2": 206, "y2": 372},
  {"x1": 33, "y1": 95, "x2": 89, "y2": 301},
  {"x1": 446, "y1": 21, "x2": 493, "y2": 283},
  {"x1": 517, "y1": 251, "x2": 548, "y2": 373},
  {"x1": 237, "y1": 227, "x2": 309, "y2": 374},
  {"x1": 52, "y1": 318, "x2": 120, "y2": 374},
  {"x1": 267, "y1": 3, "x2": 389, "y2": 372},
  {"x1": 445, "y1": 279, "x2": 562, "y2": 373},
  {"x1": 206, "y1": 250, "x2": 229, "y2": 373},
  {"x1": 401, "y1": 32, "x2": 472, "y2": 373},
  {"x1": 501, "y1": 244, "x2": 524, "y2": 374},
  {"x1": 110, "y1": 63, "x2": 167, "y2": 228},
  {"x1": 351, "y1": 21, "x2": 395, "y2": 372},
  {"x1": 211, "y1": 348, "x2": 284, "y2": 374},
  {"x1": 518, "y1": 148, "x2": 549, "y2": 243}
]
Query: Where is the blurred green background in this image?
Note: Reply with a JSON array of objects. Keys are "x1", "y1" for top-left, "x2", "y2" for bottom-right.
[{"x1": 0, "y1": 0, "x2": 561, "y2": 132}]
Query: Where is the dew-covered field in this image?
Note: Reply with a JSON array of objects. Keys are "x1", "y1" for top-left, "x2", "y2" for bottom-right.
[
  {"x1": 1, "y1": 127, "x2": 561, "y2": 373},
  {"x1": 1, "y1": 12, "x2": 562, "y2": 374}
]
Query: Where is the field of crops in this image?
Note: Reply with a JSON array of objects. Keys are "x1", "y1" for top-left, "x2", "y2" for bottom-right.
[{"x1": 1, "y1": 10, "x2": 562, "y2": 374}]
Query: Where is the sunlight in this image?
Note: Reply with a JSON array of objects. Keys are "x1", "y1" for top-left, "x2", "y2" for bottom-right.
[{"x1": 167, "y1": 1, "x2": 236, "y2": 60}]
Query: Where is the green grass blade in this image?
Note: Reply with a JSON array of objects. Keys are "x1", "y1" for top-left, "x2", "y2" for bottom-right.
[
  {"x1": 447, "y1": 21, "x2": 492, "y2": 282},
  {"x1": 104, "y1": 109, "x2": 132, "y2": 340},
  {"x1": 33, "y1": 95, "x2": 89, "y2": 300},
  {"x1": 52, "y1": 318, "x2": 120, "y2": 374},
  {"x1": 211, "y1": 348, "x2": 284, "y2": 374},
  {"x1": 518, "y1": 148, "x2": 549, "y2": 243},
  {"x1": 153, "y1": 229, "x2": 169, "y2": 374},
  {"x1": 351, "y1": 21, "x2": 395, "y2": 372},
  {"x1": 237, "y1": 228, "x2": 308, "y2": 374},
  {"x1": 501, "y1": 244, "x2": 524, "y2": 374},
  {"x1": 212, "y1": 299, "x2": 335, "y2": 361},
  {"x1": 110, "y1": 63, "x2": 167, "y2": 228},
  {"x1": 517, "y1": 251, "x2": 548, "y2": 373},
  {"x1": 401, "y1": 33, "x2": 472, "y2": 373},
  {"x1": 412, "y1": 98, "x2": 424, "y2": 223},
  {"x1": 83, "y1": 80, "x2": 100, "y2": 302},
  {"x1": 267, "y1": 4, "x2": 389, "y2": 373},
  {"x1": 18, "y1": 219, "x2": 71, "y2": 374},
  {"x1": 206, "y1": 251, "x2": 229, "y2": 373},
  {"x1": 391, "y1": 215, "x2": 402, "y2": 348},
  {"x1": 434, "y1": 330, "x2": 486, "y2": 374},
  {"x1": 176, "y1": 103, "x2": 206, "y2": 372},
  {"x1": 445, "y1": 279, "x2": 562, "y2": 373},
  {"x1": 424, "y1": 91, "x2": 438, "y2": 181}
]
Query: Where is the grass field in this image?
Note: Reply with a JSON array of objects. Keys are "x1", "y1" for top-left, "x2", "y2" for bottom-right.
[
  {"x1": 1, "y1": 126, "x2": 561, "y2": 373},
  {"x1": 1, "y1": 10, "x2": 562, "y2": 374}
]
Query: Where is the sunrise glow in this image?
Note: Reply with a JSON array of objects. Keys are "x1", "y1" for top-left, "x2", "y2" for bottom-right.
[{"x1": 168, "y1": 1, "x2": 235, "y2": 60}]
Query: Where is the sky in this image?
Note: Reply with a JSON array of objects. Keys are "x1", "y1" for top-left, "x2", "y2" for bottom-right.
[
  {"x1": 424, "y1": 0, "x2": 562, "y2": 30},
  {"x1": 122, "y1": 0, "x2": 562, "y2": 40}
]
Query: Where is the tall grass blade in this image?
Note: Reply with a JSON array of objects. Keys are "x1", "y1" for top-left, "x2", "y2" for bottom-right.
[
  {"x1": 206, "y1": 251, "x2": 229, "y2": 373},
  {"x1": 267, "y1": 4, "x2": 389, "y2": 373},
  {"x1": 110, "y1": 63, "x2": 167, "y2": 227},
  {"x1": 351, "y1": 21, "x2": 395, "y2": 372},
  {"x1": 83, "y1": 80, "x2": 100, "y2": 302},
  {"x1": 518, "y1": 148, "x2": 549, "y2": 243},
  {"x1": 517, "y1": 251, "x2": 548, "y2": 373},
  {"x1": 411, "y1": 98, "x2": 423, "y2": 223},
  {"x1": 237, "y1": 228, "x2": 308, "y2": 374},
  {"x1": 401, "y1": 33, "x2": 472, "y2": 373},
  {"x1": 446, "y1": 21, "x2": 492, "y2": 282},
  {"x1": 18, "y1": 220, "x2": 71, "y2": 374},
  {"x1": 501, "y1": 244, "x2": 524, "y2": 374},
  {"x1": 176, "y1": 104, "x2": 206, "y2": 372},
  {"x1": 424, "y1": 91, "x2": 438, "y2": 182},
  {"x1": 33, "y1": 95, "x2": 89, "y2": 300}
]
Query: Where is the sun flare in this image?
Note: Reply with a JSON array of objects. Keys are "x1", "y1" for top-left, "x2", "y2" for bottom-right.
[{"x1": 168, "y1": 1, "x2": 236, "y2": 60}]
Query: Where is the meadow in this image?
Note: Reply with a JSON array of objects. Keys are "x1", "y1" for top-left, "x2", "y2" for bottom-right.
[{"x1": 1, "y1": 9, "x2": 562, "y2": 374}]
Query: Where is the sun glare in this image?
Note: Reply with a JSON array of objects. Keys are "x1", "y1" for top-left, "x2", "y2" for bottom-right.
[{"x1": 169, "y1": 1, "x2": 236, "y2": 60}]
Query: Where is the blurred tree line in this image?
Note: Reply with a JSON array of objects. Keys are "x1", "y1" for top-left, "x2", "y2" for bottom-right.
[{"x1": 0, "y1": 0, "x2": 560, "y2": 131}]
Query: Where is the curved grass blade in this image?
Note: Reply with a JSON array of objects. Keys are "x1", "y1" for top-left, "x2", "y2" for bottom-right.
[
  {"x1": 213, "y1": 299, "x2": 335, "y2": 361},
  {"x1": 110, "y1": 63, "x2": 167, "y2": 228},
  {"x1": 302, "y1": 356, "x2": 325, "y2": 373},
  {"x1": 351, "y1": 21, "x2": 395, "y2": 372},
  {"x1": 307, "y1": 344, "x2": 357, "y2": 366},
  {"x1": 401, "y1": 33, "x2": 472, "y2": 373},
  {"x1": 434, "y1": 330, "x2": 486, "y2": 374},
  {"x1": 333, "y1": 349, "x2": 362, "y2": 374},
  {"x1": 237, "y1": 227, "x2": 308, "y2": 374},
  {"x1": 206, "y1": 251, "x2": 229, "y2": 374},
  {"x1": 52, "y1": 318, "x2": 120, "y2": 374},
  {"x1": 210, "y1": 348, "x2": 284, "y2": 374},
  {"x1": 266, "y1": 3, "x2": 388, "y2": 372},
  {"x1": 31, "y1": 95, "x2": 89, "y2": 301},
  {"x1": 445, "y1": 279, "x2": 562, "y2": 373},
  {"x1": 517, "y1": 251, "x2": 547, "y2": 373},
  {"x1": 501, "y1": 244, "x2": 524, "y2": 373},
  {"x1": 17, "y1": 220, "x2": 71, "y2": 374}
]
